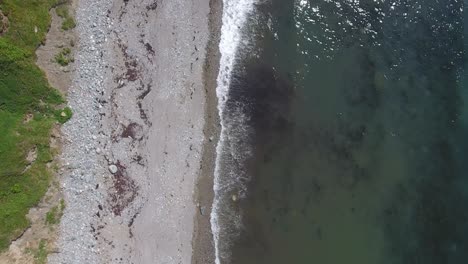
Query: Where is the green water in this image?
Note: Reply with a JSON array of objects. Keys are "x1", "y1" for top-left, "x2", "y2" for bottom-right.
[{"x1": 225, "y1": 0, "x2": 468, "y2": 263}]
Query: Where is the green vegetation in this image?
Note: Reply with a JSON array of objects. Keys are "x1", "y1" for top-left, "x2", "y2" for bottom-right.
[
  {"x1": 61, "y1": 16, "x2": 76, "y2": 30},
  {"x1": 45, "y1": 202, "x2": 63, "y2": 225},
  {"x1": 60, "y1": 198, "x2": 65, "y2": 210},
  {"x1": 55, "y1": 106, "x2": 72, "y2": 124},
  {"x1": 54, "y1": 47, "x2": 73, "y2": 66},
  {"x1": 55, "y1": 5, "x2": 75, "y2": 30},
  {"x1": 26, "y1": 239, "x2": 48, "y2": 264},
  {"x1": 54, "y1": 50, "x2": 68, "y2": 66},
  {"x1": 0, "y1": 0, "x2": 70, "y2": 251},
  {"x1": 45, "y1": 199, "x2": 65, "y2": 226}
]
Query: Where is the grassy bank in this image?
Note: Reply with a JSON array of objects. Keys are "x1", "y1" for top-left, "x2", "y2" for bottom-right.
[{"x1": 0, "y1": 0, "x2": 70, "y2": 251}]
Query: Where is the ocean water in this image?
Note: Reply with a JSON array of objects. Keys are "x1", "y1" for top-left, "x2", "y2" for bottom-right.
[{"x1": 212, "y1": 0, "x2": 468, "y2": 263}]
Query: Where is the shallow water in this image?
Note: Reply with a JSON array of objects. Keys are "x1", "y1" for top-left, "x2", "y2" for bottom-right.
[{"x1": 213, "y1": 0, "x2": 468, "y2": 263}]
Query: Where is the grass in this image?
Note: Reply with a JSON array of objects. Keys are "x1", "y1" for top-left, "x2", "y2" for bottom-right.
[
  {"x1": 55, "y1": 4, "x2": 75, "y2": 30},
  {"x1": 54, "y1": 47, "x2": 73, "y2": 66},
  {"x1": 45, "y1": 199, "x2": 65, "y2": 225},
  {"x1": 26, "y1": 239, "x2": 48, "y2": 264},
  {"x1": 61, "y1": 16, "x2": 75, "y2": 30},
  {"x1": 54, "y1": 106, "x2": 72, "y2": 123},
  {"x1": 0, "y1": 0, "x2": 70, "y2": 252},
  {"x1": 60, "y1": 198, "x2": 65, "y2": 210},
  {"x1": 45, "y1": 204, "x2": 61, "y2": 225}
]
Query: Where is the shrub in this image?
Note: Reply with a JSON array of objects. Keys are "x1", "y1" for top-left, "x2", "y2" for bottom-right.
[
  {"x1": 62, "y1": 16, "x2": 76, "y2": 30},
  {"x1": 55, "y1": 5, "x2": 76, "y2": 30},
  {"x1": 54, "y1": 48, "x2": 73, "y2": 66}
]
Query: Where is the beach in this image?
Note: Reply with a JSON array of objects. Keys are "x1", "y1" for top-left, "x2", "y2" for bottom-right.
[
  {"x1": 1, "y1": 0, "x2": 466, "y2": 263},
  {"x1": 49, "y1": 0, "x2": 219, "y2": 263}
]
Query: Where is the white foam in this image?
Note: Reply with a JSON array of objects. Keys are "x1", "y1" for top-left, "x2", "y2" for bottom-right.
[{"x1": 211, "y1": 0, "x2": 257, "y2": 263}]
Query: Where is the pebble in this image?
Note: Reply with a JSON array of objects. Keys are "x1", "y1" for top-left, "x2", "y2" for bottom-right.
[
  {"x1": 49, "y1": 0, "x2": 112, "y2": 263},
  {"x1": 199, "y1": 206, "x2": 207, "y2": 216},
  {"x1": 108, "y1": 164, "x2": 118, "y2": 174}
]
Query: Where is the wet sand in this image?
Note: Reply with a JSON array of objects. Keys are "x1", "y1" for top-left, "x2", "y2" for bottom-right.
[{"x1": 192, "y1": 0, "x2": 223, "y2": 263}]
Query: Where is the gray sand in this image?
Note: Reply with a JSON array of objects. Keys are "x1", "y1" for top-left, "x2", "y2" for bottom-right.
[{"x1": 50, "y1": 0, "x2": 217, "y2": 263}]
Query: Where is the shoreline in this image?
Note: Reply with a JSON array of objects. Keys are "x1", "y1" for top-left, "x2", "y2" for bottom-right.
[{"x1": 192, "y1": 0, "x2": 223, "y2": 262}]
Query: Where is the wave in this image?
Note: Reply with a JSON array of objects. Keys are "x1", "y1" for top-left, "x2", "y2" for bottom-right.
[{"x1": 210, "y1": 0, "x2": 258, "y2": 263}]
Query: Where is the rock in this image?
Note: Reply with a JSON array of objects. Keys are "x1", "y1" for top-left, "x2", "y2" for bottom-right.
[
  {"x1": 26, "y1": 147, "x2": 38, "y2": 164},
  {"x1": 209, "y1": 136, "x2": 213, "y2": 142},
  {"x1": 199, "y1": 206, "x2": 206, "y2": 216},
  {"x1": 108, "y1": 164, "x2": 118, "y2": 174},
  {"x1": 0, "y1": 10, "x2": 9, "y2": 36}
]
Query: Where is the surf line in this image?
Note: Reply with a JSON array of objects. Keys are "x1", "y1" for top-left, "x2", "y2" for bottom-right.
[{"x1": 210, "y1": 0, "x2": 258, "y2": 263}]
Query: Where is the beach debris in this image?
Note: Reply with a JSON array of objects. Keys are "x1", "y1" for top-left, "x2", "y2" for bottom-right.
[
  {"x1": 146, "y1": 2, "x2": 158, "y2": 11},
  {"x1": 108, "y1": 161, "x2": 138, "y2": 216},
  {"x1": 121, "y1": 122, "x2": 142, "y2": 139},
  {"x1": 232, "y1": 194, "x2": 238, "y2": 202},
  {"x1": 144, "y1": 42, "x2": 155, "y2": 55},
  {"x1": 108, "y1": 164, "x2": 118, "y2": 174}
]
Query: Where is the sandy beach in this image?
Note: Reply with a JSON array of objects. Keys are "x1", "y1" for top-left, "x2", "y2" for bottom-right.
[{"x1": 49, "y1": 0, "x2": 220, "y2": 263}]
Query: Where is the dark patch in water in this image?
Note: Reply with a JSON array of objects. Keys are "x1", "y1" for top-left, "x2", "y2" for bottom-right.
[{"x1": 227, "y1": 63, "x2": 294, "y2": 143}]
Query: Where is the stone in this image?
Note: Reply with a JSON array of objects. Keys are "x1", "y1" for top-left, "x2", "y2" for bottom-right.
[
  {"x1": 108, "y1": 164, "x2": 118, "y2": 174},
  {"x1": 199, "y1": 206, "x2": 206, "y2": 216},
  {"x1": 0, "y1": 10, "x2": 9, "y2": 36}
]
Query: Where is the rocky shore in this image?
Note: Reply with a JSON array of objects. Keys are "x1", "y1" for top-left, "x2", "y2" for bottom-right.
[
  {"x1": 49, "y1": 0, "x2": 219, "y2": 263},
  {"x1": 48, "y1": 0, "x2": 111, "y2": 262}
]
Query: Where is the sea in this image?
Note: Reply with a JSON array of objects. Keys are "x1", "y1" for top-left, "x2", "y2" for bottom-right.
[{"x1": 211, "y1": 0, "x2": 468, "y2": 263}]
